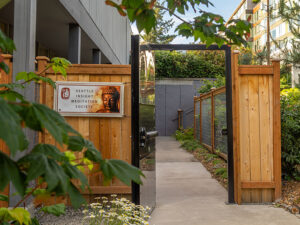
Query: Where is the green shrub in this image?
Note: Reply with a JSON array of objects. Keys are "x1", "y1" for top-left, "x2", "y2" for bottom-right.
[
  {"x1": 155, "y1": 51, "x2": 225, "y2": 79},
  {"x1": 280, "y1": 88, "x2": 300, "y2": 180},
  {"x1": 180, "y1": 139, "x2": 201, "y2": 152},
  {"x1": 174, "y1": 128, "x2": 194, "y2": 142},
  {"x1": 198, "y1": 75, "x2": 225, "y2": 94}
]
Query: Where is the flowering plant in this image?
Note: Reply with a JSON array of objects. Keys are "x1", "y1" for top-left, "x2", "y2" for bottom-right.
[{"x1": 83, "y1": 195, "x2": 151, "y2": 225}]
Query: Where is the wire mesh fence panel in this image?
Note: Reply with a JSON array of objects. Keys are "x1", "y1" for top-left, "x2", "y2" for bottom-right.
[
  {"x1": 195, "y1": 100, "x2": 200, "y2": 140},
  {"x1": 201, "y1": 97, "x2": 212, "y2": 147},
  {"x1": 214, "y1": 92, "x2": 227, "y2": 156}
]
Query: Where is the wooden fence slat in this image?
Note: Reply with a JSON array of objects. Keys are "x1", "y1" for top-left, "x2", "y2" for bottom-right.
[
  {"x1": 239, "y1": 66, "x2": 273, "y2": 75},
  {"x1": 259, "y1": 75, "x2": 273, "y2": 202},
  {"x1": 272, "y1": 60, "x2": 281, "y2": 200},
  {"x1": 248, "y1": 75, "x2": 262, "y2": 203}
]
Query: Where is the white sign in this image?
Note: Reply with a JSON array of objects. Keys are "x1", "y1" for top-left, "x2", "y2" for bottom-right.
[{"x1": 54, "y1": 81, "x2": 124, "y2": 117}]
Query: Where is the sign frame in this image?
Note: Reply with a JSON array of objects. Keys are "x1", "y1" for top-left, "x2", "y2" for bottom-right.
[{"x1": 53, "y1": 81, "x2": 125, "y2": 117}]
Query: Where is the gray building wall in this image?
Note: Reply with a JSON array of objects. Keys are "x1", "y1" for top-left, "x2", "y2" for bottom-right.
[
  {"x1": 155, "y1": 79, "x2": 210, "y2": 136},
  {"x1": 60, "y1": 0, "x2": 131, "y2": 64}
]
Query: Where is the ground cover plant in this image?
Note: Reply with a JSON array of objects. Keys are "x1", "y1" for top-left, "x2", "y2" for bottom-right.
[
  {"x1": 174, "y1": 128, "x2": 228, "y2": 189},
  {"x1": 0, "y1": 30, "x2": 143, "y2": 225},
  {"x1": 83, "y1": 195, "x2": 151, "y2": 225}
]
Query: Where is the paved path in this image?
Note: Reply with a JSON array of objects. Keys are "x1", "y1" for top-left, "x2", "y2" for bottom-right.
[{"x1": 150, "y1": 136, "x2": 299, "y2": 225}]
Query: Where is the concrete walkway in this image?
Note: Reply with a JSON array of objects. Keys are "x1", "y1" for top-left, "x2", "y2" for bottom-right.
[{"x1": 149, "y1": 136, "x2": 299, "y2": 225}]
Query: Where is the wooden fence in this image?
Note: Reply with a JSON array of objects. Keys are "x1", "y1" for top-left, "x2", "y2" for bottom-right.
[
  {"x1": 0, "y1": 55, "x2": 132, "y2": 205},
  {"x1": 232, "y1": 51, "x2": 281, "y2": 204},
  {"x1": 37, "y1": 57, "x2": 132, "y2": 203},
  {"x1": 194, "y1": 86, "x2": 228, "y2": 160}
]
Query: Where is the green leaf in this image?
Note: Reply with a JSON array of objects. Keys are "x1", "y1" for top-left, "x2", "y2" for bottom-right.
[
  {"x1": 0, "y1": 83, "x2": 25, "y2": 90},
  {"x1": 8, "y1": 208, "x2": 31, "y2": 225},
  {"x1": 101, "y1": 159, "x2": 144, "y2": 186},
  {"x1": 0, "y1": 90, "x2": 25, "y2": 102},
  {"x1": 0, "y1": 98, "x2": 28, "y2": 155},
  {"x1": 0, "y1": 152, "x2": 26, "y2": 196},
  {"x1": 29, "y1": 217, "x2": 40, "y2": 225},
  {"x1": 30, "y1": 103, "x2": 79, "y2": 145},
  {"x1": 0, "y1": 62, "x2": 9, "y2": 74},
  {"x1": 0, "y1": 194, "x2": 8, "y2": 202},
  {"x1": 15, "y1": 72, "x2": 37, "y2": 82},
  {"x1": 67, "y1": 182, "x2": 86, "y2": 208},
  {"x1": 84, "y1": 147, "x2": 102, "y2": 163},
  {"x1": 0, "y1": 207, "x2": 31, "y2": 225},
  {"x1": 37, "y1": 76, "x2": 56, "y2": 88},
  {"x1": 41, "y1": 204, "x2": 66, "y2": 217},
  {"x1": 67, "y1": 136, "x2": 85, "y2": 151},
  {"x1": 62, "y1": 162, "x2": 88, "y2": 190}
]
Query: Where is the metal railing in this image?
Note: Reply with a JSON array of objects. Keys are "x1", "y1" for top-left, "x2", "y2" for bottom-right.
[{"x1": 194, "y1": 86, "x2": 227, "y2": 160}]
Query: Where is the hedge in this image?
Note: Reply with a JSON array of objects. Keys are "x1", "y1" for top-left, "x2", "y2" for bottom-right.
[
  {"x1": 280, "y1": 88, "x2": 300, "y2": 180},
  {"x1": 155, "y1": 51, "x2": 225, "y2": 79}
]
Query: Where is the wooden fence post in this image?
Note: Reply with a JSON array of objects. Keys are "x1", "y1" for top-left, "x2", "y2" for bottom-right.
[
  {"x1": 272, "y1": 59, "x2": 281, "y2": 200},
  {"x1": 231, "y1": 50, "x2": 241, "y2": 204},
  {"x1": 36, "y1": 56, "x2": 50, "y2": 144},
  {"x1": 211, "y1": 90, "x2": 215, "y2": 153}
]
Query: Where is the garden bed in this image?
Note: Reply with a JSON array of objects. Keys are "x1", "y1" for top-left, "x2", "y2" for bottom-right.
[{"x1": 275, "y1": 181, "x2": 300, "y2": 218}]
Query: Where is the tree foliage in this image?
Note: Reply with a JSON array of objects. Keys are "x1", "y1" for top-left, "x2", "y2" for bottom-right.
[
  {"x1": 155, "y1": 51, "x2": 225, "y2": 79},
  {"x1": 277, "y1": 0, "x2": 300, "y2": 66},
  {"x1": 0, "y1": 30, "x2": 143, "y2": 225},
  {"x1": 106, "y1": 0, "x2": 251, "y2": 47},
  {"x1": 141, "y1": 1, "x2": 176, "y2": 44}
]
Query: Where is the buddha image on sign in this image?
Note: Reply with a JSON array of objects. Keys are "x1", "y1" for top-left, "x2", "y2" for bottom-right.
[{"x1": 89, "y1": 86, "x2": 120, "y2": 113}]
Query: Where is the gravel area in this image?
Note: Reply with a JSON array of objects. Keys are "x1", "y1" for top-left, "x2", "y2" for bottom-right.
[{"x1": 33, "y1": 207, "x2": 84, "y2": 225}]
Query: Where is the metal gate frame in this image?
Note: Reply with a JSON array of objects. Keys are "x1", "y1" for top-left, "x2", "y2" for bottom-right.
[{"x1": 131, "y1": 35, "x2": 235, "y2": 204}]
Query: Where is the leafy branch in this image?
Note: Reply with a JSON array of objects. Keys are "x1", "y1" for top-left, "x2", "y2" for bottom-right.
[{"x1": 106, "y1": 0, "x2": 251, "y2": 47}]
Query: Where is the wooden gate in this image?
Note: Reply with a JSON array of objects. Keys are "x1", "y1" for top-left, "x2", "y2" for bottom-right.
[
  {"x1": 232, "y1": 51, "x2": 281, "y2": 204},
  {"x1": 37, "y1": 57, "x2": 132, "y2": 202}
]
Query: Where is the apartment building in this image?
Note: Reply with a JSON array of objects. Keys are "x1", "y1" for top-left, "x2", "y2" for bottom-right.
[{"x1": 228, "y1": 0, "x2": 300, "y2": 86}]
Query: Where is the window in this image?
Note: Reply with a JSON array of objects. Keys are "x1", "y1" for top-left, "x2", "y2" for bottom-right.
[{"x1": 271, "y1": 28, "x2": 277, "y2": 39}]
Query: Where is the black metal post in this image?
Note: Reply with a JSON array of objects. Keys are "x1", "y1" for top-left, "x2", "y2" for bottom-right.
[
  {"x1": 131, "y1": 35, "x2": 140, "y2": 205},
  {"x1": 225, "y1": 46, "x2": 235, "y2": 204}
]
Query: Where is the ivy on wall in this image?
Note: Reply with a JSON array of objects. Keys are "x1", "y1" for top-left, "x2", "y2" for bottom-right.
[{"x1": 155, "y1": 51, "x2": 225, "y2": 79}]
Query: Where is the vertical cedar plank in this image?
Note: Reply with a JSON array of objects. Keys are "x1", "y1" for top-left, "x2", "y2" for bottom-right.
[
  {"x1": 259, "y1": 75, "x2": 273, "y2": 202},
  {"x1": 88, "y1": 75, "x2": 101, "y2": 187},
  {"x1": 248, "y1": 75, "x2": 262, "y2": 203},
  {"x1": 272, "y1": 60, "x2": 281, "y2": 200},
  {"x1": 239, "y1": 75, "x2": 251, "y2": 203},
  {"x1": 121, "y1": 75, "x2": 131, "y2": 164},
  {"x1": 99, "y1": 75, "x2": 111, "y2": 187},
  {"x1": 110, "y1": 75, "x2": 123, "y2": 186},
  {"x1": 45, "y1": 74, "x2": 57, "y2": 147},
  {"x1": 269, "y1": 74, "x2": 274, "y2": 192}
]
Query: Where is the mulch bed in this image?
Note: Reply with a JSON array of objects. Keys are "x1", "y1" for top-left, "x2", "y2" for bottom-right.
[
  {"x1": 276, "y1": 180, "x2": 300, "y2": 217},
  {"x1": 191, "y1": 147, "x2": 228, "y2": 189}
]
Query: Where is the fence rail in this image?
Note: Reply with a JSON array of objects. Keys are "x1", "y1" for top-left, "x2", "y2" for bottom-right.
[{"x1": 194, "y1": 86, "x2": 227, "y2": 160}]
